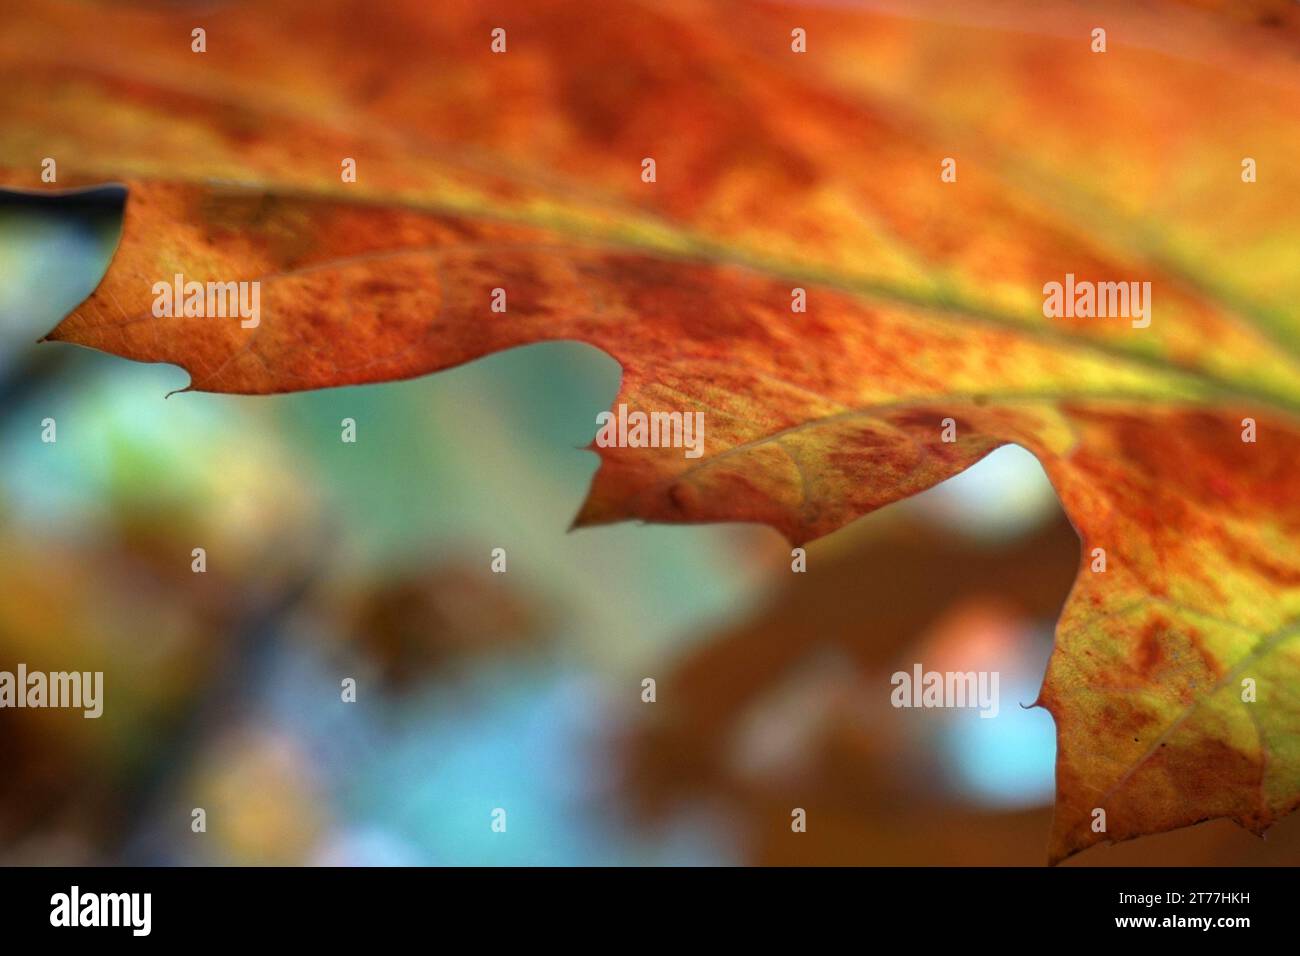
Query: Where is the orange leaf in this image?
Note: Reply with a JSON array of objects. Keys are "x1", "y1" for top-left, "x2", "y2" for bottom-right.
[{"x1": 4, "y1": 0, "x2": 1300, "y2": 862}]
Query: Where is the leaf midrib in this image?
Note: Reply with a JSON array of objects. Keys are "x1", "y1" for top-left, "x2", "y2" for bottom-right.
[{"x1": 50, "y1": 164, "x2": 1300, "y2": 419}]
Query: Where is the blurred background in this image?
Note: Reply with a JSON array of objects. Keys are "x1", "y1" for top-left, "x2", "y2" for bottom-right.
[{"x1": 1, "y1": 193, "x2": 1297, "y2": 866}]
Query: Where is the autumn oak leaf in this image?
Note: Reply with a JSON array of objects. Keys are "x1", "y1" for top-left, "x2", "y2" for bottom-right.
[{"x1": 3, "y1": 0, "x2": 1299, "y2": 863}]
